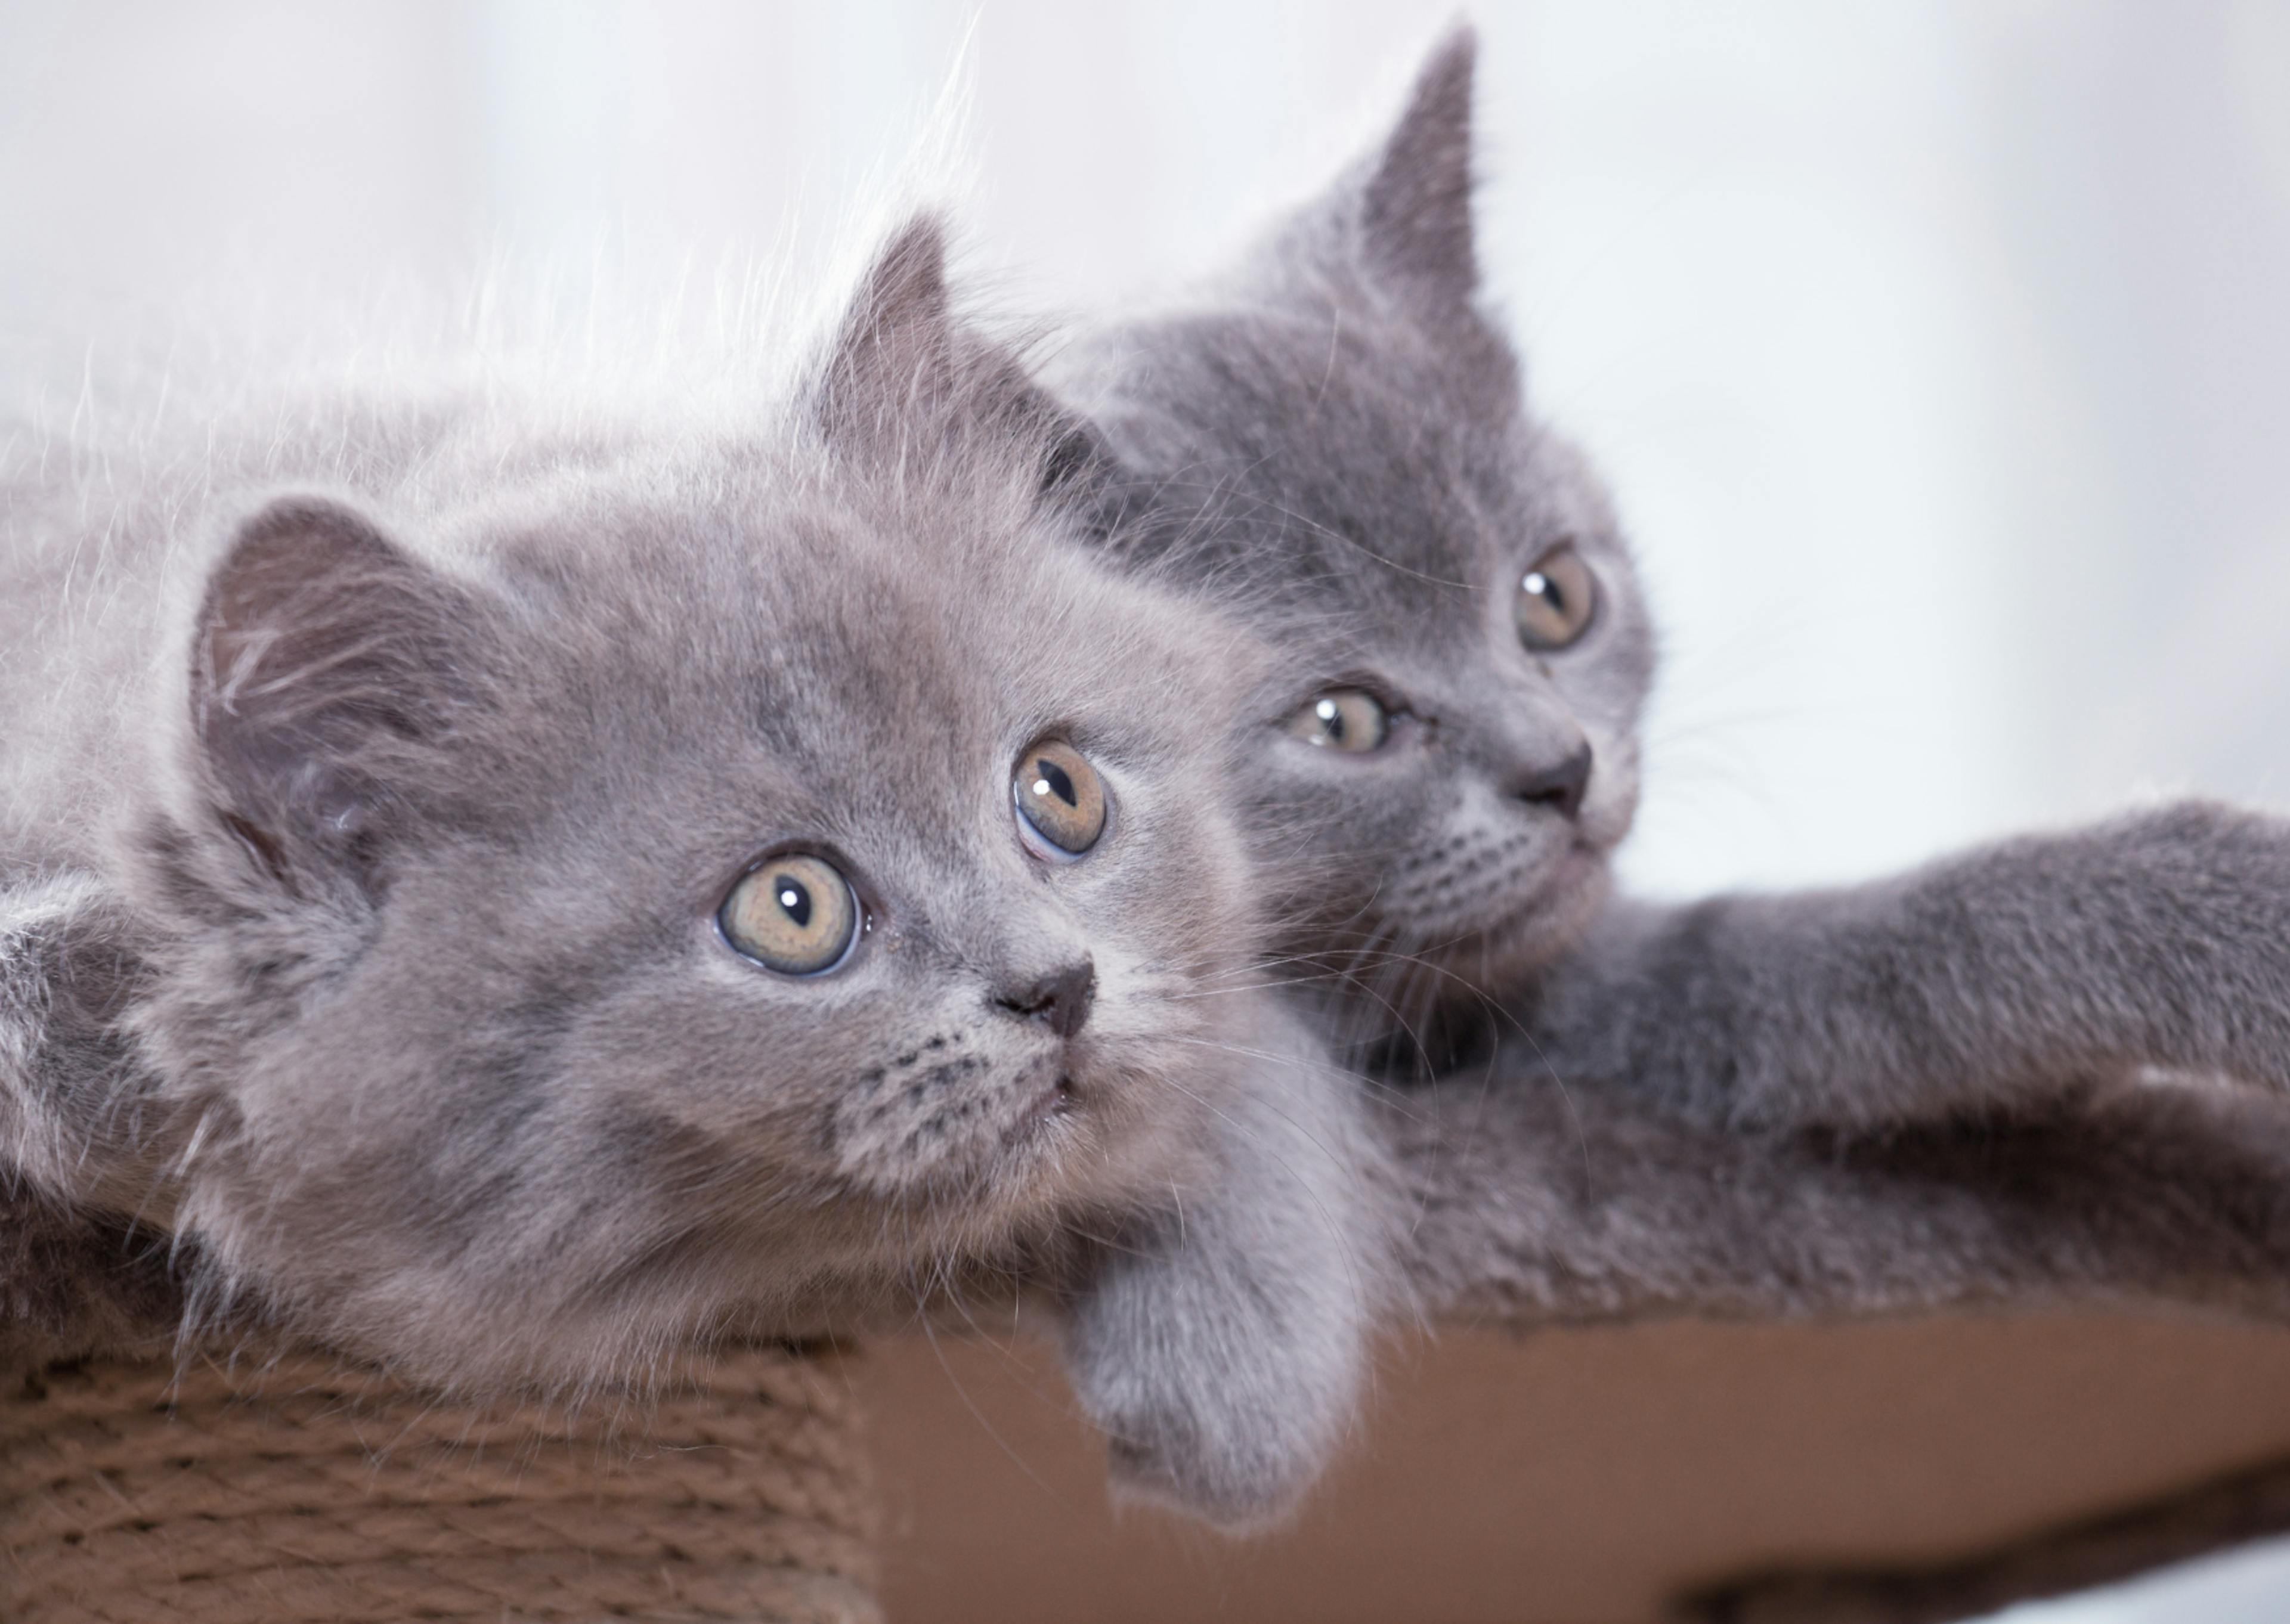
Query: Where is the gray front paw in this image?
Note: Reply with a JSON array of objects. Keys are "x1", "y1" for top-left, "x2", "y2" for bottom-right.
[
  {"x1": 1066, "y1": 1294, "x2": 1361, "y2": 1530},
  {"x1": 1059, "y1": 1003, "x2": 1394, "y2": 1527}
]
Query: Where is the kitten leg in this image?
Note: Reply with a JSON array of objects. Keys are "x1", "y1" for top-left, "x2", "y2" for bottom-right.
[
  {"x1": 1060, "y1": 1005, "x2": 1400, "y2": 1529},
  {"x1": 1391, "y1": 1064, "x2": 2290, "y2": 1328},
  {"x1": 1524, "y1": 800, "x2": 2290, "y2": 1133},
  {"x1": 1, "y1": 876, "x2": 182, "y2": 1369}
]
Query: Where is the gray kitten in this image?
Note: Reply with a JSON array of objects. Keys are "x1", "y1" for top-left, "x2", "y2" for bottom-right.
[
  {"x1": 0, "y1": 217, "x2": 1391, "y2": 1526},
  {"x1": 1044, "y1": 26, "x2": 2290, "y2": 1351},
  {"x1": 1056, "y1": 26, "x2": 2290, "y2": 1140}
]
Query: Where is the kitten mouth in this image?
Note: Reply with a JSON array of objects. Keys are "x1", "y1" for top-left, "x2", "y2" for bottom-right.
[
  {"x1": 1411, "y1": 840, "x2": 1609, "y2": 978},
  {"x1": 1004, "y1": 1075, "x2": 1078, "y2": 1145}
]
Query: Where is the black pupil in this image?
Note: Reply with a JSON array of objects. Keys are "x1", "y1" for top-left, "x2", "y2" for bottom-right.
[
  {"x1": 1036, "y1": 758, "x2": 1078, "y2": 808},
  {"x1": 775, "y1": 875, "x2": 813, "y2": 928},
  {"x1": 1530, "y1": 572, "x2": 1567, "y2": 618}
]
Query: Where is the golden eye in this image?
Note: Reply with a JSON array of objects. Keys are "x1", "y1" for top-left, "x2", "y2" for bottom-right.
[
  {"x1": 1286, "y1": 689, "x2": 1388, "y2": 754},
  {"x1": 1014, "y1": 739, "x2": 1107, "y2": 856},
  {"x1": 720, "y1": 853, "x2": 859, "y2": 975},
  {"x1": 1516, "y1": 544, "x2": 1598, "y2": 651}
]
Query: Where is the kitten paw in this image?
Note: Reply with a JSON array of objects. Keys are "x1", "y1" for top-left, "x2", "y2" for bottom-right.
[
  {"x1": 1059, "y1": 1002, "x2": 1393, "y2": 1529},
  {"x1": 1067, "y1": 1325, "x2": 1357, "y2": 1531}
]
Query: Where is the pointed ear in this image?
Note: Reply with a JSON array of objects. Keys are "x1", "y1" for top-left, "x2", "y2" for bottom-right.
[
  {"x1": 1038, "y1": 414, "x2": 1122, "y2": 503},
  {"x1": 813, "y1": 213, "x2": 961, "y2": 453},
  {"x1": 1014, "y1": 405, "x2": 1139, "y2": 547},
  {"x1": 1357, "y1": 26, "x2": 1480, "y2": 308},
  {"x1": 982, "y1": 367, "x2": 1129, "y2": 525},
  {"x1": 190, "y1": 495, "x2": 480, "y2": 884}
]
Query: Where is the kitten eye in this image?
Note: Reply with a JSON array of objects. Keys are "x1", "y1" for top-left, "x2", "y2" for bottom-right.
[
  {"x1": 1516, "y1": 545, "x2": 1598, "y2": 651},
  {"x1": 1287, "y1": 689, "x2": 1389, "y2": 754},
  {"x1": 720, "y1": 853, "x2": 859, "y2": 975},
  {"x1": 1014, "y1": 739, "x2": 1107, "y2": 857}
]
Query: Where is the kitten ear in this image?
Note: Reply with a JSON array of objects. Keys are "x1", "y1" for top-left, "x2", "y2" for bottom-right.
[
  {"x1": 190, "y1": 494, "x2": 479, "y2": 884},
  {"x1": 813, "y1": 213, "x2": 961, "y2": 452},
  {"x1": 814, "y1": 213, "x2": 1127, "y2": 520},
  {"x1": 1038, "y1": 414, "x2": 1125, "y2": 509},
  {"x1": 1353, "y1": 25, "x2": 1481, "y2": 309},
  {"x1": 990, "y1": 374, "x2": 1129, "y2": 526}
]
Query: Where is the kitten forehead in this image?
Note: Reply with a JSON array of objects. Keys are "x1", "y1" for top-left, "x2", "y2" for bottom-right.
[
  {"x1": 1082, "y1": 300, "x2": 1607, "y2": 634},
  {"x1": 476, "y1": 441, "x2": 1265, "y2": 760}
]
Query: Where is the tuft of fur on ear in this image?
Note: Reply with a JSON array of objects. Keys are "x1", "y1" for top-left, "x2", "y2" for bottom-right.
[
  {"x1": 994, "y1": 373, "x2": 1131, "y2": 532},
  {"x1": 191, "y1": 495, "x2": 482, "y2": 888},
  {"x1": 812, "y1": 213, "x2": 963, "y2": 456},
  {"x1": 1359, "y1": 25, "x2": 1481, "y2": 306},
  {"x1": 815, "y1": 211, "x2": 1135, "y2": 530}
]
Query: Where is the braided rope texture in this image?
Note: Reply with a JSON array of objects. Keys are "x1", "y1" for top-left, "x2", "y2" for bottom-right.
[{"x1": 0, "y1": 1345, "x2": 881, "y2": 1623}]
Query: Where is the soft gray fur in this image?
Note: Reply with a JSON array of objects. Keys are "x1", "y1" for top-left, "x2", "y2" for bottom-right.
[
  {"x1": 1054, "y1": 27, "x2": 2290, "y2": 1157},
  {"x1": 1389, "y1": 1065, "x2": 2290, "y2": 1329},
  {"x1": 0, "y1": 216, "x2": 1394, "y2": 1526}
]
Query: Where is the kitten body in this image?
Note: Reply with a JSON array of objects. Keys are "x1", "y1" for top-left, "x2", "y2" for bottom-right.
[
  {"x1": 1054, "y1": 28, "x2": 2290, "y2": 1154},
  {"x1": 0, "y1": 219, "x2": 1393, "y2": 1524}
]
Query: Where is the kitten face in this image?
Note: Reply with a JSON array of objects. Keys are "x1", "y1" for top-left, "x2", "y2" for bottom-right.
[
  {"x1": 1067, "y1": 30, "x2": 1653, "y2": 1024},
  {"x1": 1094, "y1": 308, "x2": 1650, "y2": 997},
  {"x1": 119, "y1": 223, "x2": 1273, "y2": 1390}
]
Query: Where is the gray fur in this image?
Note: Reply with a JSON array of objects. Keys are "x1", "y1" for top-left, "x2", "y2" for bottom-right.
[
  {"x1": 1528, "y1": 800, "x2": 2290, "y2": 1134},
  {"x1": 1393, "y1": 1066, "x2": 2290, "y2": 1331},
  {"x1": 0, "y1": 216, "x2": 1395, "y2": 1525},
  {"x1": 1055, "y1": 26, "x2": 2290, "y2": 1158}
]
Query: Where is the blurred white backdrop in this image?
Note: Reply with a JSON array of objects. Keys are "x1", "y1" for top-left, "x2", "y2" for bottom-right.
[{"x1": 4, "y1": 3, "x2": 2288, "y2": 1617}]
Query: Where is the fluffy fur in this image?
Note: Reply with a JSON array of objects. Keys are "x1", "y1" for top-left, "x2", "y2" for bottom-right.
[
  {"x1": 0, "y1": 216, "x2": 1394, "y2": 1525},
  {"x1": 1053, "y1": 27, "x2": 2290, "y2": 1150},
  {"x1": 1390, "y1": 1066, "x2": 2290, "y2": 1329}
]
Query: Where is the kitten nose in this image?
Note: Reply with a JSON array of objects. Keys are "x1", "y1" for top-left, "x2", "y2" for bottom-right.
[
  {"x1": 1509, "y1": 743, "x2": 1592, "y2": 820},
  {"x1": 994, "y1": 958, "x2": 1096, "y2": 1039}
]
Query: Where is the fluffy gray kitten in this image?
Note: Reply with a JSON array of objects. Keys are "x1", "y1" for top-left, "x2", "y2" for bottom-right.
[
  {"x1": 1050, "y1": 32, "x2": 2290, "y2": 1314},
  {"x1": 0, "y1": 216, "x2": 1391, "y2": 1526}
]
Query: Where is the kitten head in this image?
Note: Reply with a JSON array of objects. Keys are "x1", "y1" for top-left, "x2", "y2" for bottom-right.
[
  {"x1": 1065, "y1": 30, "x2": 1654, "y2": 1035},
  {"x1": 114, "y1": 218, "x2": 1275, "y2": 1390}
]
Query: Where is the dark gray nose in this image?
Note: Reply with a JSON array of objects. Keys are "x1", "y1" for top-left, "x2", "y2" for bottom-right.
[
  {"x1": 995, "y1": 959, "x2": 1096, "y2": 1039},
  {"x1": 1509, "y1": 743, "x2": 1592, "y2": 820}
]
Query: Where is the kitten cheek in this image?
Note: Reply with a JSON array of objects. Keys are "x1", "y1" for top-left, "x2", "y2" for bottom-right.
[
  {"x1": 825, "y1": 1029, "x2": 1075, "y2": 1201},
  {"x1": 1575, "y1": 732, "x2": 1642, "y2": 847}
]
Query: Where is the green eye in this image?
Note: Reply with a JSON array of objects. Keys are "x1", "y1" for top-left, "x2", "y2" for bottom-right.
[
  {"x1": 1288, "y1": 689, "x2": 1388, "y2": 753},
  {"x1": 720, "y1": 854, "x2": 859, "y2": 975},
  {"x1": 1516, "y1": 544, "x2": 1598, "y2": 651},
  {"x1": 1014, "y1": 739, "x2": 1107, "y2": 856}
]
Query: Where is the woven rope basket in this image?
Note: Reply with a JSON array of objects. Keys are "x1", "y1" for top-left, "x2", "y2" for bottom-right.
[{"x1": 0, "y1": 1344, "x2": 881, "y2": 1623}]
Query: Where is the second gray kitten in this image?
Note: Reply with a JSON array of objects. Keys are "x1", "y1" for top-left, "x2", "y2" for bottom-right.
[{"x1": 1053, "y1": 27, "x2": 2290, "y2": 1143}]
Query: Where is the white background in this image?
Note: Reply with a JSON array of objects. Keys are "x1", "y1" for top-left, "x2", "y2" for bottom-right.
[{"x1": 5, "y1": 4, "x2": 2288, "y2": 1617}]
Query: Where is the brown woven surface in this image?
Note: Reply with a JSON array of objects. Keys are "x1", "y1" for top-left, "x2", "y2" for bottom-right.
[{"x1": 0, "y1": 1345, "x2": 881, "y2": 1623}]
